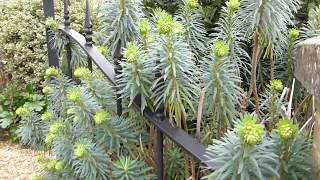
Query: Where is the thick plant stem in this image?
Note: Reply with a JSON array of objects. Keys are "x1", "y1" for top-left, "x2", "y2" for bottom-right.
[{"x1": 247, "y1": 30, "x2": 263, "y2": 112}]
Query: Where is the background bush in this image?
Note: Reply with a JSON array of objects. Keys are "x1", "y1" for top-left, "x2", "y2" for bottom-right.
[{"x1": 0, "y1": 0, "x2": 100, "y2": 89}]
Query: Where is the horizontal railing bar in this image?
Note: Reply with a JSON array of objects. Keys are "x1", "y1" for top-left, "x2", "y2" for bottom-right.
[
  {"x1": 58, "y1": 25, "x2": 215, "y2": 168},
  {"x1": 59, "y1": 26, "x2": 116, "y2": 85}
]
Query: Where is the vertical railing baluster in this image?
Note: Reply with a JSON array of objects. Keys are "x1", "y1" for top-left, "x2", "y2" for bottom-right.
[
  {"x1": 114, "y1": 43, "x2": 123, "y2": 116},
  {"x1": 84, "y1": 0, "x2": 93, "y2": 71},
  {"x1": 155, "y1": 59, "x2": 164, "y2": 179},
  {"x1": 42, "y1": 0, "x2": 59, "y2": 67},
  {"x1": 64, "y1": 0, "x2": 72, "y2": 78}
]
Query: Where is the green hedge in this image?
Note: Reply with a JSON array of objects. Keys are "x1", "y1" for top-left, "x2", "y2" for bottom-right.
[{"x1": 0, "y1": 0, "x2": 100, "y2": 89}]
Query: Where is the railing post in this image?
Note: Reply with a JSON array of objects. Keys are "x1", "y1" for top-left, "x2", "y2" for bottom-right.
[
  {"x1": 42, "y1": 0, "x2": 59, "y2": 67},
  {"x1": 84, "y1": 0, "x2": 93, "y2": 71},
  {"x1": 155, "y1": 112, "x2": 164, "y2": 180},
  {"x1": 114, "y1": 43, "x2": 123, "y2": 116},
  {"x1": 64, "y1": 0, "x2": 72, "y2": 78}
]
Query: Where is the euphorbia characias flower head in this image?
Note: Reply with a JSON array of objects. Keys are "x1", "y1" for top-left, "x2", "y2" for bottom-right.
[
  {"x1": 288, "y1": 28, "x2": 300, "y2": 40},
  {"x1": 44, "y1": 17, "x2": 58, "y2": 30},
  {"x1": 228, "y1": 0, "x2": 240, "y2": 13},
  {"x1": 94, "y1": 110, "x2": 109, "y2": 125},
  {"x1": 139, "y1": 19, "x2": 151, "y2": 38},
  {"x1": 155, "y1": 9, "x2": 174, "y2": 35},
  {"x1": 49, "y1": 122, "x2": 65, "y2": 134},
  {"x1": 186, "y1": 0, "x2": 198, "y2": 11},
  {"x1": 74, "y1": 67, "x2": 91, "y2": 80},
  {"x1": 45, "y1": 133, "x2": 57, "y2": 144},
  {"x1": 16, "y1": 106, "x2": 28, "y2": 116},
  {"x1": 270, "y1": 79, "x2": 283, "y2": 92},
  {"x1": 124, "y1": 42, "x2": 139, "y2": 63},
  {"x1": 45, "y1": 67, "x2": 59, "y2": 78},
  {"x1": 276, "y1": 119, "x2": 298, "y2": 141},
  {"x1": 55, "y1": 161, "x2": 65, "y2": 171},
  {"x1": 213, "y1": 40, "x2": 229, "y2": 58},
  {"x1": 41, "y1": 111, "x2": 54, "y2": 121},
  {"x1": 42, "y1": 86, "x2": 53, "y2": 95},
  {"x1": 74, "y1": 142, "x2": 88, "y2": 158},
  {"x1": 238, "y1": 113, "x2": 264, "y2": 145},
  {"x1": 67, "y1": 88, "x2": 81, "y2": 102}
]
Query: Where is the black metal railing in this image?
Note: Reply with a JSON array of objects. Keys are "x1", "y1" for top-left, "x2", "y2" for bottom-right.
[{"x1": 42, "y1": 0, "x2": 215, "y2": 179}]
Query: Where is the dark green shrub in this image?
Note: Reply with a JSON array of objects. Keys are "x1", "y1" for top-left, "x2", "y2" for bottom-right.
[{"x1": 0, "y1": 0, "x2": 100, "y2": 89}]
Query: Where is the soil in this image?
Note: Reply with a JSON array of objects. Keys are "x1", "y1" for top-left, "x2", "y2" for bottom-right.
[{"x1": 0, "y1": 140, "x2": 45, "y2": 180}]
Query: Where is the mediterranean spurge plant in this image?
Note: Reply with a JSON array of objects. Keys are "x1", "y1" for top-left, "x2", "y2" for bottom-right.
[
  {"x1": 17, "y1": 67, "x2": 155, "y2": 180},
  {"x1": 204, "y1": 114, "x2": 314, "y2": 180}
]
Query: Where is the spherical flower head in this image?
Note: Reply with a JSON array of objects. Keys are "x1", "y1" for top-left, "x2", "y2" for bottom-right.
[
  {"x1": 44, "y1": 18, "x2": 58, "y2": 30},
  {"x1": 49, "y1": 122, "x2": 65, "y2": 134},
  {"x1": 238, "y1": 113, "x2": 264, "y2": 145},
  {"x1": 94, "y1": 111, "x2": 109, "y2": 125},
  {"x1": 98, "y1": 46, "x2": 109, "y2": 57},
  {"x1": 139, "y1": 19, "x2": 151, "y2": 38},
  {"x1": 271, "y1": 79, "x2": 283, "y2": 92},
  {"x1": 228, "y1": 0, "x2": 240, "y2": 13},
  {"x1": 36, "y1": 155, "x2": 46, "y2": 163},
  {"x1": 67, "y1": 88, "x2": 81, "y2": 103},
  {"x1": 55, "y1": 161, "x2": 65, "y2": 171},
  {"x1": 124, "y1": 43, "x2": 139, "y2": 64},
  {"x1": 74, "y1": 143, "x2": 88, "y2": 158},
  {"x1": 45, "y1": 133, "x2": 57, "y2": 144},
  {"x1": 46, "y1": 160, "x2": 57, "y2": 170},
  {"x1": 42, "y1": 86, "x2": 53, "y2": 95},
  {"x1": 74, "y1": 67, "x2": 91, "y2": 80},
  {"x1": 213, "y1": 40, "x2": 229, "y2": 58},
  {"x1": 288, "y1": 28, "x2": 300, "y2": 40},
  {"x1": 41, "y1": 112, "x2": 54, "y2": 121},
  {"x1": 186, "y1": 0, "x2": 198, "y2": 12},
  {"x1": 155, "y1": 9, "x2": 174, "y2": 35},
  {"x1": 45, "y1": 67, "x2": 59, "y2": 78},
  {"x1": 276, "y1": 119, "x2": 298, "y2": 141},
  {"x1": 15, "y1": 107, "x2": 28, "y2": 116}
]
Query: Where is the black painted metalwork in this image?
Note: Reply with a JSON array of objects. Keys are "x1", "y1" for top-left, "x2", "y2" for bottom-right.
[
  {"x1": 63, "y1": 0, "x2": 70, "y2": 28},
  {"x1": 58, "y1": 27, "x2": 215, "y2": 168},
  {"x1": 84, "y1": 0, "x2": 93, "y2": 71},
  {"x1": 114, "y1": 43, "x2": 123, "y2": 116},
  {"x1": 42, "y1": 0, "x2": 59, "y2": 67}
]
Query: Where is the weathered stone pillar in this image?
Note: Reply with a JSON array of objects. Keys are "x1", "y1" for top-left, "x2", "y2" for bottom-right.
[{"x1": 295, "y1": 36, "x2": 320, "y2": 178}]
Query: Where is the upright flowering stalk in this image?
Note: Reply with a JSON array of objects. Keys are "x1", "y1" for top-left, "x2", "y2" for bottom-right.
[
  {"x1": 117, "y1": 42, "x2": 154, "y2": 112},
  {"x1": 203, "y1": 40, "x2": 242, "y2": 137},
  {"x1": 149, "y1": 9, "x2": 198, "y2": 127},
  {"x1": 272, "y1": 119, "x2": 313, "y2": 179}
]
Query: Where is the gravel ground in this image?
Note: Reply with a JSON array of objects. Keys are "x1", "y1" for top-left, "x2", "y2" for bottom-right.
[{"x1": 0, "y1": 140, "x2": 45, "y2": 180}]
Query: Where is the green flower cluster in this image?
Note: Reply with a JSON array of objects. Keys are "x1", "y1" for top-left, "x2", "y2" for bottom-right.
[
  {"x1": 41, "y1": 111, "x2": 54, "y2": 121},
  {"x1": 271, "y1": 79, "x2": 283, "y2": 92},
  {"x1": 185, "y1": 0, "x2": 199, "y2": 12},
  {"x1": 67, "y1": 88, "x2": 82, "y2": 103},
  {"x1": 44, "y1": 17, "x2": 58, "y2": 30},
  {"x1": 74, "y1": 67, "x2": 92, "y2": 80},
  {"x1": 238, "y1": 113, "x2": 264, "y2": 145},
  {"x1": 36, "y1": 155, "x2": 65, "y2": 172},
  {"x1": 94, "y1": 110, "x2": 109, "y2": 125},
  {"x1": 45, "y1": 67, "x2": 59, "y2": 78},
  {"x1": 139, "y1": 19, "x2": 151, "y2": 38},
  {"x1": 288, "y1": 28, "x2": 300, "y2": 40},
  {"x1": 276, "y1": 119, "x2": 298, "y2": 141},
  {"x1": 42, "y1": 86, "x2": 53, "y2": 95},
  {"x1": 15, "y1": 106, "x2": 29, "y2": 117},
  {"x1": 74, "y1": 143, "x2": 88, "y2": 158},
  {"x1": 228, "y1": 0, "x2": 240, "y2": 13},
  {"x1": 124, "y1": 43, "x2": 139, "y2": 63},
  {"x1": 213, "y1": 40, "x2": 229, "y2": 58},
  {"x1": 45, "y1": 122, "x2": 65, "y2": 144},
  {"x1": 155, "y1": 9, "x2": 184, "y2": 35},
  {"x1": 98, "y1": 46, "x2": 109, "y2": 58}
]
